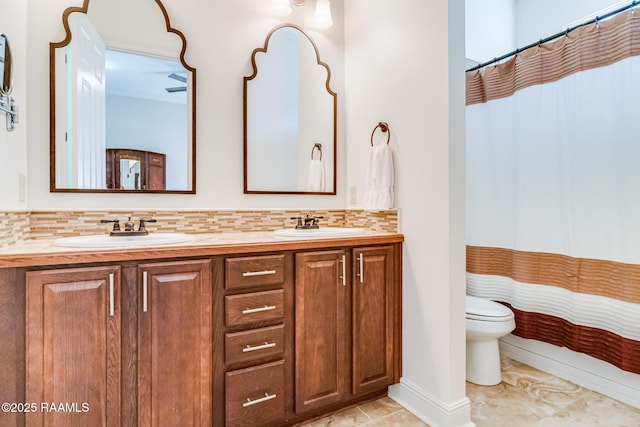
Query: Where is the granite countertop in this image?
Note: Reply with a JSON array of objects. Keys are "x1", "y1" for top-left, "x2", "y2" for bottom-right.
[{"x1": 0, "y1": 230, "x2": 404, "y2": 268}]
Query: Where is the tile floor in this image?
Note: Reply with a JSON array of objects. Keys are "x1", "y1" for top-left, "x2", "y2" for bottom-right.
[
  {"x1": 302, "y1": 357, "x2": 640, "y2": 426},
  {"x1": 300, "y1": 396, "x2": 425, "y2": 426}
]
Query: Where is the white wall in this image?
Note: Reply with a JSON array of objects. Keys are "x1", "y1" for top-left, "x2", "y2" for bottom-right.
[
  {"x1": 465, "y1": 0, "x2": 516, "y2": 64},
  {"x1": 12, "y1": 2, "x2": 472, "y2": 425},
  {"x1": 23, "y1": 0, "x2": 345, "y2": 209},
  {"x1": 345, "y1": 1, "x2": 470, "y2": 426},
  {"x1": 0, "y1": 0, "x2": 28, "y2": 209},
  {"x1": 106, "y1": 94, "x2": 188, "y2": 190},
  {"x1": 515, "y1": 0, "x2": 628, "y2": 47},
  {"x1": 466, "y1": 0, "x2": 624, "y2": 66},
  {"x1": 465, "y1": 0, "x2": 630, "y2": 66}
]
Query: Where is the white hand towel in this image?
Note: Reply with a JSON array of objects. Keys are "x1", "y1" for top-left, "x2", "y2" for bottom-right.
[
  {"x1": 364, "y1": 144, "x2": 394, "y2": 210},
  {"x1": 307, "y1": 158, "x2": 326, "y2": 192}
]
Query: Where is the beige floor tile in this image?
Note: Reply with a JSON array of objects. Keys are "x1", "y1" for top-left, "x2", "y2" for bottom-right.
[
  {"x1": 500, "y1": 358, "x2": 592, "y2": 409},
  {"x1": 309, "y1": 358, "x2": 640, "y2": 427},
  {"x1": 537, "y1": 390, "x2": 640, "y2": 427},
  {"x1": 357, "y1": 396, "x2": 403, "y2": 420},
  {"x1": 300, "y1": 406, "x2": 372, "y2": 427},
  {"x1": 467, "y1": 381, "x2": 559, "y2": 426},
  {"x1": 365, "y1": 409, "x2": 429, "y2": 426}
]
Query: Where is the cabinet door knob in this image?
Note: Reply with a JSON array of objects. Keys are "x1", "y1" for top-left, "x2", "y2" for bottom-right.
[{"x1": 339, "y1": 254, "x2": 346, "y2": 286}]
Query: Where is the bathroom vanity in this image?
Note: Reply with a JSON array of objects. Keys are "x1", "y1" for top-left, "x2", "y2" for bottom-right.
[{"x1": 0, "y1": 231, "x2": 402, "y2": 426}]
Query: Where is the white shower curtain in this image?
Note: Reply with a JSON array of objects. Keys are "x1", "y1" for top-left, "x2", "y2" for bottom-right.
[
  {"x1": 467, "y1": 55, "x2": 640, "y2": 262},
  {"x1": 466, "y1": 11, "x2": 640, "y2": 374}
]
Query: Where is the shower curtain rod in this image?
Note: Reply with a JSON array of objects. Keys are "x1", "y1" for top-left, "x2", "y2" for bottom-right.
[{"x1": 466, "y1": 0, "x2": 638, "y2": 72}]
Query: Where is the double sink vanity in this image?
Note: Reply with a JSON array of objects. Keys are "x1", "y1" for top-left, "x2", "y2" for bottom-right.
[
  {"x1": 0, "y1": 0, "x2": 405, "y2": 424},
  {"x1": 0, "y1": 224, "x2": 403, "y2": 426}
]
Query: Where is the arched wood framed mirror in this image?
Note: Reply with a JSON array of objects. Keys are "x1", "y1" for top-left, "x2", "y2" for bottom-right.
[
  {"x1": 244, "y1": 24, "x2": 337, "y2": 195},
  {"x1": 50, "y1": 0, "x2": 196, "y2": 193},
  {"x1": 0, "y1": 34, "x2": 12, "y2": 95}
]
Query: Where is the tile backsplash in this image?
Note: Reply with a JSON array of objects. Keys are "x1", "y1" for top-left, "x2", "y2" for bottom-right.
[
  {"x1": 0, "y1": 211, "x2": 30, "y2": 247},
  {"x1": 0, "y1": 209, "x2": 399, "y2": 248}
]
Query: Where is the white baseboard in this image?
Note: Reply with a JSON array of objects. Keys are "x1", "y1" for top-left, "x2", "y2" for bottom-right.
[
  {"x1": 500, "y1": 335, "x2": 640, "y2": 409},
  {"x1": 388, "y1": 379, "x2": 475, "y2": 427}
]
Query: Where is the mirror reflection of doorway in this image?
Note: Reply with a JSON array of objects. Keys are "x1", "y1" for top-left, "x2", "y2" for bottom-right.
[{"x1": 120, "y1": 158, "x2": 141, "y2": 190}]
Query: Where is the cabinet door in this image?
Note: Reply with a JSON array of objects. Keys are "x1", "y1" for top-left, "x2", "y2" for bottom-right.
[
  {"x1": 295, "y1": 250, "x2": 349, "y2": 413},
  {"x1": 26, "y1": 265, "x2": 121, "y2": 427},
  {"x1": 145, "y1": 151, "x2": 166, "y2": 190},
  {"x1": 352, "y1": 246, "x2": 394, "y2": 395},
  {"x1": 137, "y1": 259, "x2": 212, "y2": 427}
]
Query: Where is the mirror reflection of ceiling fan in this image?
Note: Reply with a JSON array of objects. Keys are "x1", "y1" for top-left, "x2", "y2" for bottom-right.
[{"x1": 165, "y1": 73, "x2": 186, "y2": 93}]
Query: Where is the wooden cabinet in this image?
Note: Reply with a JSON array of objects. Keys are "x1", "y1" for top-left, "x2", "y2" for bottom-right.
[
  {"x1": 225, "y1": 360, "x2": 286, "y2": 427},
  {"x1": 352, "y1": 246, "x2": 395, "y2": 395},
  {"x1": 26, "y1": 265, "x2": 122, "y2": 427},
  {"x1": 25, "y1": 259, "x2": 212, "y2": 427},
  {"x1": 221, "y1": 254, "x2": 292, "y2": 427},
  {"x1": 145, "y1": 151, "x2": 166, "y2": 190},
  {"x1": 295, "y1": 250, "x2": 349, "y2": 413},
  {"x1": 106, "y1": 148, "x2": 166, "y2": 190},
  {"x1": 137, "y1": 260, "x2": 212, "y2": 426},
  {"x1": 295, "y1": 246, "x2": 398, "y2": 415},
  {"x1": 13, "y1": 239, "x2": 401, "y2": 427}
]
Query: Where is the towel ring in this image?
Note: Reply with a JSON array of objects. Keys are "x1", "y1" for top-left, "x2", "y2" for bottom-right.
[
  {"x1": 311, "y1": 143, "x2": 323, "y2": 160},
  {"x1": 370, "y1": 122, "x2": 390, "y2": 146}
]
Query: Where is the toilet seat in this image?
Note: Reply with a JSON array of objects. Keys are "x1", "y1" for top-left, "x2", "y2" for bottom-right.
[{"x1": 466, "y1": 295, "x2": 514, "y2": 322}]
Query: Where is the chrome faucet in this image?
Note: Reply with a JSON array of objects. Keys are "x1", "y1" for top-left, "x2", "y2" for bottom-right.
[
  {"x1": 101, "y1": 217, "x2": 157, "y2": 236},
  {"x1": 290, "y1": 214, "x2": 324, "y2": 230}
]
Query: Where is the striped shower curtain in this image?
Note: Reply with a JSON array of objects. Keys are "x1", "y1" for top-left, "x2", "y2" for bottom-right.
[{"x1": 465, "y1": 10, "x2": 640, "y2": 374}]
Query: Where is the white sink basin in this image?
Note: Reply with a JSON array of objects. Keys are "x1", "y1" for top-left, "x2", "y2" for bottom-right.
[
  {"x1": 53, "y1": 233, "x2": 194, "y2": 248},
  {"x1": 274, "y1": 227, "x2": 365, "y2": 239}
]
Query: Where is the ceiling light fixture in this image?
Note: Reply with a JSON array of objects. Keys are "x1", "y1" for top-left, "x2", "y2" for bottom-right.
[{"x1": 271, "y1": 0, "x2": 333, "y2": 28}]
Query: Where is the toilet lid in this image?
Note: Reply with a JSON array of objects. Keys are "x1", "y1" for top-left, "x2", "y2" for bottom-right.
[{"x1": 466, "y1": 295, "x2": 513, "y2": 318}]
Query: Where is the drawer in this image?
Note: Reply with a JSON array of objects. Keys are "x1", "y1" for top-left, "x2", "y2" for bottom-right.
[
  {"x1": 226, "y1": 360, "x2": 285, "y2": 427},
  {"x1": 226, "y1": 289, "x2": 284, "y2": 327},
  {"x1": 226, "y1": 255, "x2": 285, "y2": 290},
  {"x1": 226, "y1": 325, "x2": 284, "y2": 366},
  {"x1": 147, "y1": 152, "x2": 165, "y2": 166}
]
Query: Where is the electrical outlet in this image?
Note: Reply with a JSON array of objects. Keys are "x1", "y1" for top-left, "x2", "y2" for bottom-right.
[
  {"x1": 18, "y1": 173, "x2": 26, "y2": 202},
  {"x1": 349, "y1": 186, "x2": 357, "y2": 204}
]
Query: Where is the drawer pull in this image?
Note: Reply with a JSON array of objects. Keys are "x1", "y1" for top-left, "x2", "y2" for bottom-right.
[
  {"x1": 242, "y1": 342, "x2": 277, "y2": 353},
  {"x1": 242, "y1": 269, "x2": 277, "y2": 277},
  {"x1": 242, "y1": 305, "x2": 277, "y2": 314},
  {"x1": 242, "y1": 392, "x2": 277, "y2": 408}
]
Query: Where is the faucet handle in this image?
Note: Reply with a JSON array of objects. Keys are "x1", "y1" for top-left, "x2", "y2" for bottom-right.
[
  {"x1": 290, "y1": 216, "x2": 303, "y2": 229},
  {"x1": 138, "y1": 219, "x2": 157, "y2": 232},
  {"x1": 100, "y1": 219, "x2": 121, "y2": 232},
  {"x1": 311, "y1": 216, "x2": 324, "y2": 226}
]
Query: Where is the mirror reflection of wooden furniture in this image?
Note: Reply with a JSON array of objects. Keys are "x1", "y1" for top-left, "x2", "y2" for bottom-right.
[
  {"x1": 50, "y1": 0, "x2": 196, "y2": 193},
  {"x1": 244, "y1": 24, "x2": 337, "y2": 194},
  {"x1": 106, "y1": 149, "x2": 166, "y2": 190}
]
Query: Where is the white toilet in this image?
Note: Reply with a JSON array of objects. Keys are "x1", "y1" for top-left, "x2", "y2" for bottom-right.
[{"x1": 465, "y1": 295, "x2": 516, "y2": 386}]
